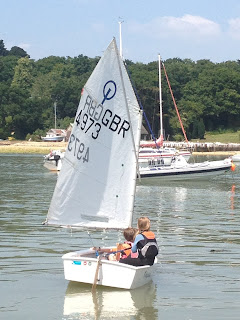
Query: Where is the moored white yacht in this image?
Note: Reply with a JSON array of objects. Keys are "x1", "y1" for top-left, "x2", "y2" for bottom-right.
[{"x1": 139, "y1": 155, "x2": 234, "y2": 181}]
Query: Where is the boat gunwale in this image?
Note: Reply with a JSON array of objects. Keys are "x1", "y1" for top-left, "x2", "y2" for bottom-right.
[{"x1": 62, "y1": 249, "x2": 155, "y2": 270}]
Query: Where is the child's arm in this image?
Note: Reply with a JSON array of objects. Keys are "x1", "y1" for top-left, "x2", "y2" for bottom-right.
[
  {"x1": 91, "y1": 247, "x2": 116, "y2": 253},
  {"x1": 131, "y1": 234, "x2": 144, "y2": 253}
]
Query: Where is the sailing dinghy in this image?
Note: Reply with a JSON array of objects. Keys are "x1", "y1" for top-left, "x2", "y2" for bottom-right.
[{"x1": 45, "y1": 39, "x2": 156, "y2": 289}]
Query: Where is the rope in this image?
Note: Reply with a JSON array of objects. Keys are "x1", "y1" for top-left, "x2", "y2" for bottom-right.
[
  {"x1": 162, "y1": 62, "x2": 189, "y2": 144},
  {"x1": 87, "y1": 231, "x2": 96, "y2": 248}
]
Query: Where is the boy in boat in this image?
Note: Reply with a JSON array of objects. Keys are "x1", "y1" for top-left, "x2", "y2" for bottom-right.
[
  {"x1": 108, "y1": 227, "x2": 138, "y2": 261},
  {"x1": 92, "y1": 227, "x2": 138, "y2": 261},
  {"x1": 119, "y1": 217, "x2": 158, "y2": 266}
]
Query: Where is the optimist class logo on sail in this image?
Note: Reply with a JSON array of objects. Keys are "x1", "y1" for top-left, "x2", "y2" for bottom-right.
[
  {"x1": 76, "y1": 80, "x2": 130, "y2": 139},
  {"x1": 68, "y1": 80, "x2": 131, "y2": 161}
]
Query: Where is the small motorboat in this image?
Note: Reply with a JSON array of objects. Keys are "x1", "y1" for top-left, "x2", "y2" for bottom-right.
[
  {"x1": 43, "y1": 150, "x2": 65, "y2": 171},
  {"x1": 139, "y1": 155, "x2": 234, "y2": 181},
  {"x1": 231, "y1": 154, "x2": 240, "y2": 162}
]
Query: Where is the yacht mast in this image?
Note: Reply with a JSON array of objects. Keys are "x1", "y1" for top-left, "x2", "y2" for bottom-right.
[
  {"x1": 54, "y1": 101, "x2": 57, "y2": 129},
  {"x1": 158, "y1": 54, "x2": 163, "y2": 138}
]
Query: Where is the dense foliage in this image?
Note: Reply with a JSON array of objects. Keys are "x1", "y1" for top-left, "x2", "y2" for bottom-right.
[{"x1": 1, "y1": 39, "x2": 240, "y2": 141}]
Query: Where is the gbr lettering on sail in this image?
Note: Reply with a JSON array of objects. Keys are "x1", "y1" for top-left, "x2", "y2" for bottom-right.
[{"x1": 67, "y1": 80, "x2": 130, "y2": 162}]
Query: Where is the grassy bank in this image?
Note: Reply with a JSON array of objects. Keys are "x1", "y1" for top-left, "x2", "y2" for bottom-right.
[{"x1": 193, "y1": 130, "x2": 240, "y2": 144}]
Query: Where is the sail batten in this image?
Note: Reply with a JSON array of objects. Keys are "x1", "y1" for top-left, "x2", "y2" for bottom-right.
[{"x1": 46, "y1": 38, "x2": 142, "y2": 230}]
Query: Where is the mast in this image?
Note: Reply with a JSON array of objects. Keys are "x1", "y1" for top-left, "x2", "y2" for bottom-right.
[
  {"x1": 158, "y1": 54, "x2": 163, "y2": 139},
  {"x1": 54, "y1": 101, "x2": 57, "y2": 129},
  {"x1": 118, "y1": 19, "x2": 124, "y2": 59}
]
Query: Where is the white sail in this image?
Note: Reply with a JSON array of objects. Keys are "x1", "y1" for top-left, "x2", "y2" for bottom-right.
[{"x1": 46, "y1": 39, "x2": 142, "y2": 229}]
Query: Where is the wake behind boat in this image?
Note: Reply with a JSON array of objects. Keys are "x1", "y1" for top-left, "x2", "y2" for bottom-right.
[
  {"x1": 44, "y1": 38, "x2": 157, "y2": 289},
  {"x1": 139, "y1": 155, "x2": 234, "y2": 180}
]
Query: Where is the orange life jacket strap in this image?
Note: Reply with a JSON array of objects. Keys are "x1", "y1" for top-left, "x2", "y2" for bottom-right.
[{"x1": 142, "y1": 231, "x2": 156, "y2": 240}]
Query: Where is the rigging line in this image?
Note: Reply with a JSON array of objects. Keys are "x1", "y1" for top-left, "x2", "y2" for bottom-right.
[
  {"x1": 88, "y1": 231, "x2": 95, "y2": 247},
  {"x1": 162, "y1": 62, "x2": 189, "y2": 144}
]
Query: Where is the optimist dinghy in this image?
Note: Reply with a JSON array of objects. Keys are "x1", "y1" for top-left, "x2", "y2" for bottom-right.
[{"x1": 44, "y1": 38, "x2": 156, "y2": 289}]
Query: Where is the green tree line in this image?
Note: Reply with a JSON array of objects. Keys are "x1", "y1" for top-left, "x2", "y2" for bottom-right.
[{"x1": 1, "y1": 39, "x2": 240, "y2": 141}]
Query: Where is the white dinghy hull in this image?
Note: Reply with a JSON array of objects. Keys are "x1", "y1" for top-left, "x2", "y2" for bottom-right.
[{"x1": 62, "y1": 249, "x2": 156, "y2": 289}]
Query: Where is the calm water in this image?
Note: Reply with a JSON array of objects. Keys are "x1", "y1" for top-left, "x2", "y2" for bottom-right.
[{"x1": 0, "y1": 154, "x2": 240, "y2": 320}]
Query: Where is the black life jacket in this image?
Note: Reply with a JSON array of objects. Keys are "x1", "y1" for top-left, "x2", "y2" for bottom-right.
[{"x1": 137, "y1": 231, "x2": 158, "y2": 259}]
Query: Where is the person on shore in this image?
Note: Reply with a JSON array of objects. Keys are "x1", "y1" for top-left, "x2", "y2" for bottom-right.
[{"x1": 119, "y1": 217, "x2": 158, "y2": 266}]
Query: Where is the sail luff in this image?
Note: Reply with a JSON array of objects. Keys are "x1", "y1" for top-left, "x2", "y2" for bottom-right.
[{"x1": 114, "y1": 41, "x2": 142, "y2": 227}]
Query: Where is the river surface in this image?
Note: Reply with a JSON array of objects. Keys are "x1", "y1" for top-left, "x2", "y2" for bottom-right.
[{"x1": 0, "y1": 154, "x2": 240, "y2": 320}]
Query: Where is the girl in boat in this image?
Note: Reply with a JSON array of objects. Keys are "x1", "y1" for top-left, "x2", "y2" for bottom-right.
[{"x1": 119, "y1": 217, "x2": 158, "y2": 266}]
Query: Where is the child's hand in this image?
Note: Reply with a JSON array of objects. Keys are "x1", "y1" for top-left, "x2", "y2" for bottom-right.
[{"x1": 91, "y1": 247, "x2": 101, "y2": 251}]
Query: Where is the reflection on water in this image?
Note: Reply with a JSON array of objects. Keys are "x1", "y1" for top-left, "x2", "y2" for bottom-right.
[
  {"x1": 63, "y1": 281, "x2": 158, "y2": 320},
  {"x1": 1, "y1": 154, "x2": 240, "y2": 320},
  {"x1": 230, "y1": 184, "x2": 236, "y2": 211}
]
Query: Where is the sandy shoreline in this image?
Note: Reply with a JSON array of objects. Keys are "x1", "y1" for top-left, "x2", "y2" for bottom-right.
[
  {"x1": 0, "y1": 140, "x2": 239, "y2": 156},
  {"x1": 0, "y1": 141, "x2": 68, "y2": 154}
]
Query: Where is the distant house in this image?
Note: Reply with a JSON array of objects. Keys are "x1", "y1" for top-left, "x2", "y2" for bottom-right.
[{"x1": 41, "y1": 129, "x2": 67, "y2": 142}]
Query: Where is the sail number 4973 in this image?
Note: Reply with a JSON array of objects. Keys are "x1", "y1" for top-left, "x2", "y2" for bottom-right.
[
  {"x1": 68, "y1": 133, "x2": 89, "y2": 162},
  {"x1": 76, "y1": 110, "x2": 101, "y2": 140}
]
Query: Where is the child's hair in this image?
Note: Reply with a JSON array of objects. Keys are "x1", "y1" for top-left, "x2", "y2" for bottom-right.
[
  {"x1": 137, "y1": 217, "x2": 150, "y2": 232},
  {"x1": 123, "y1": 227, "x2": 138, "y2": 242}
]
